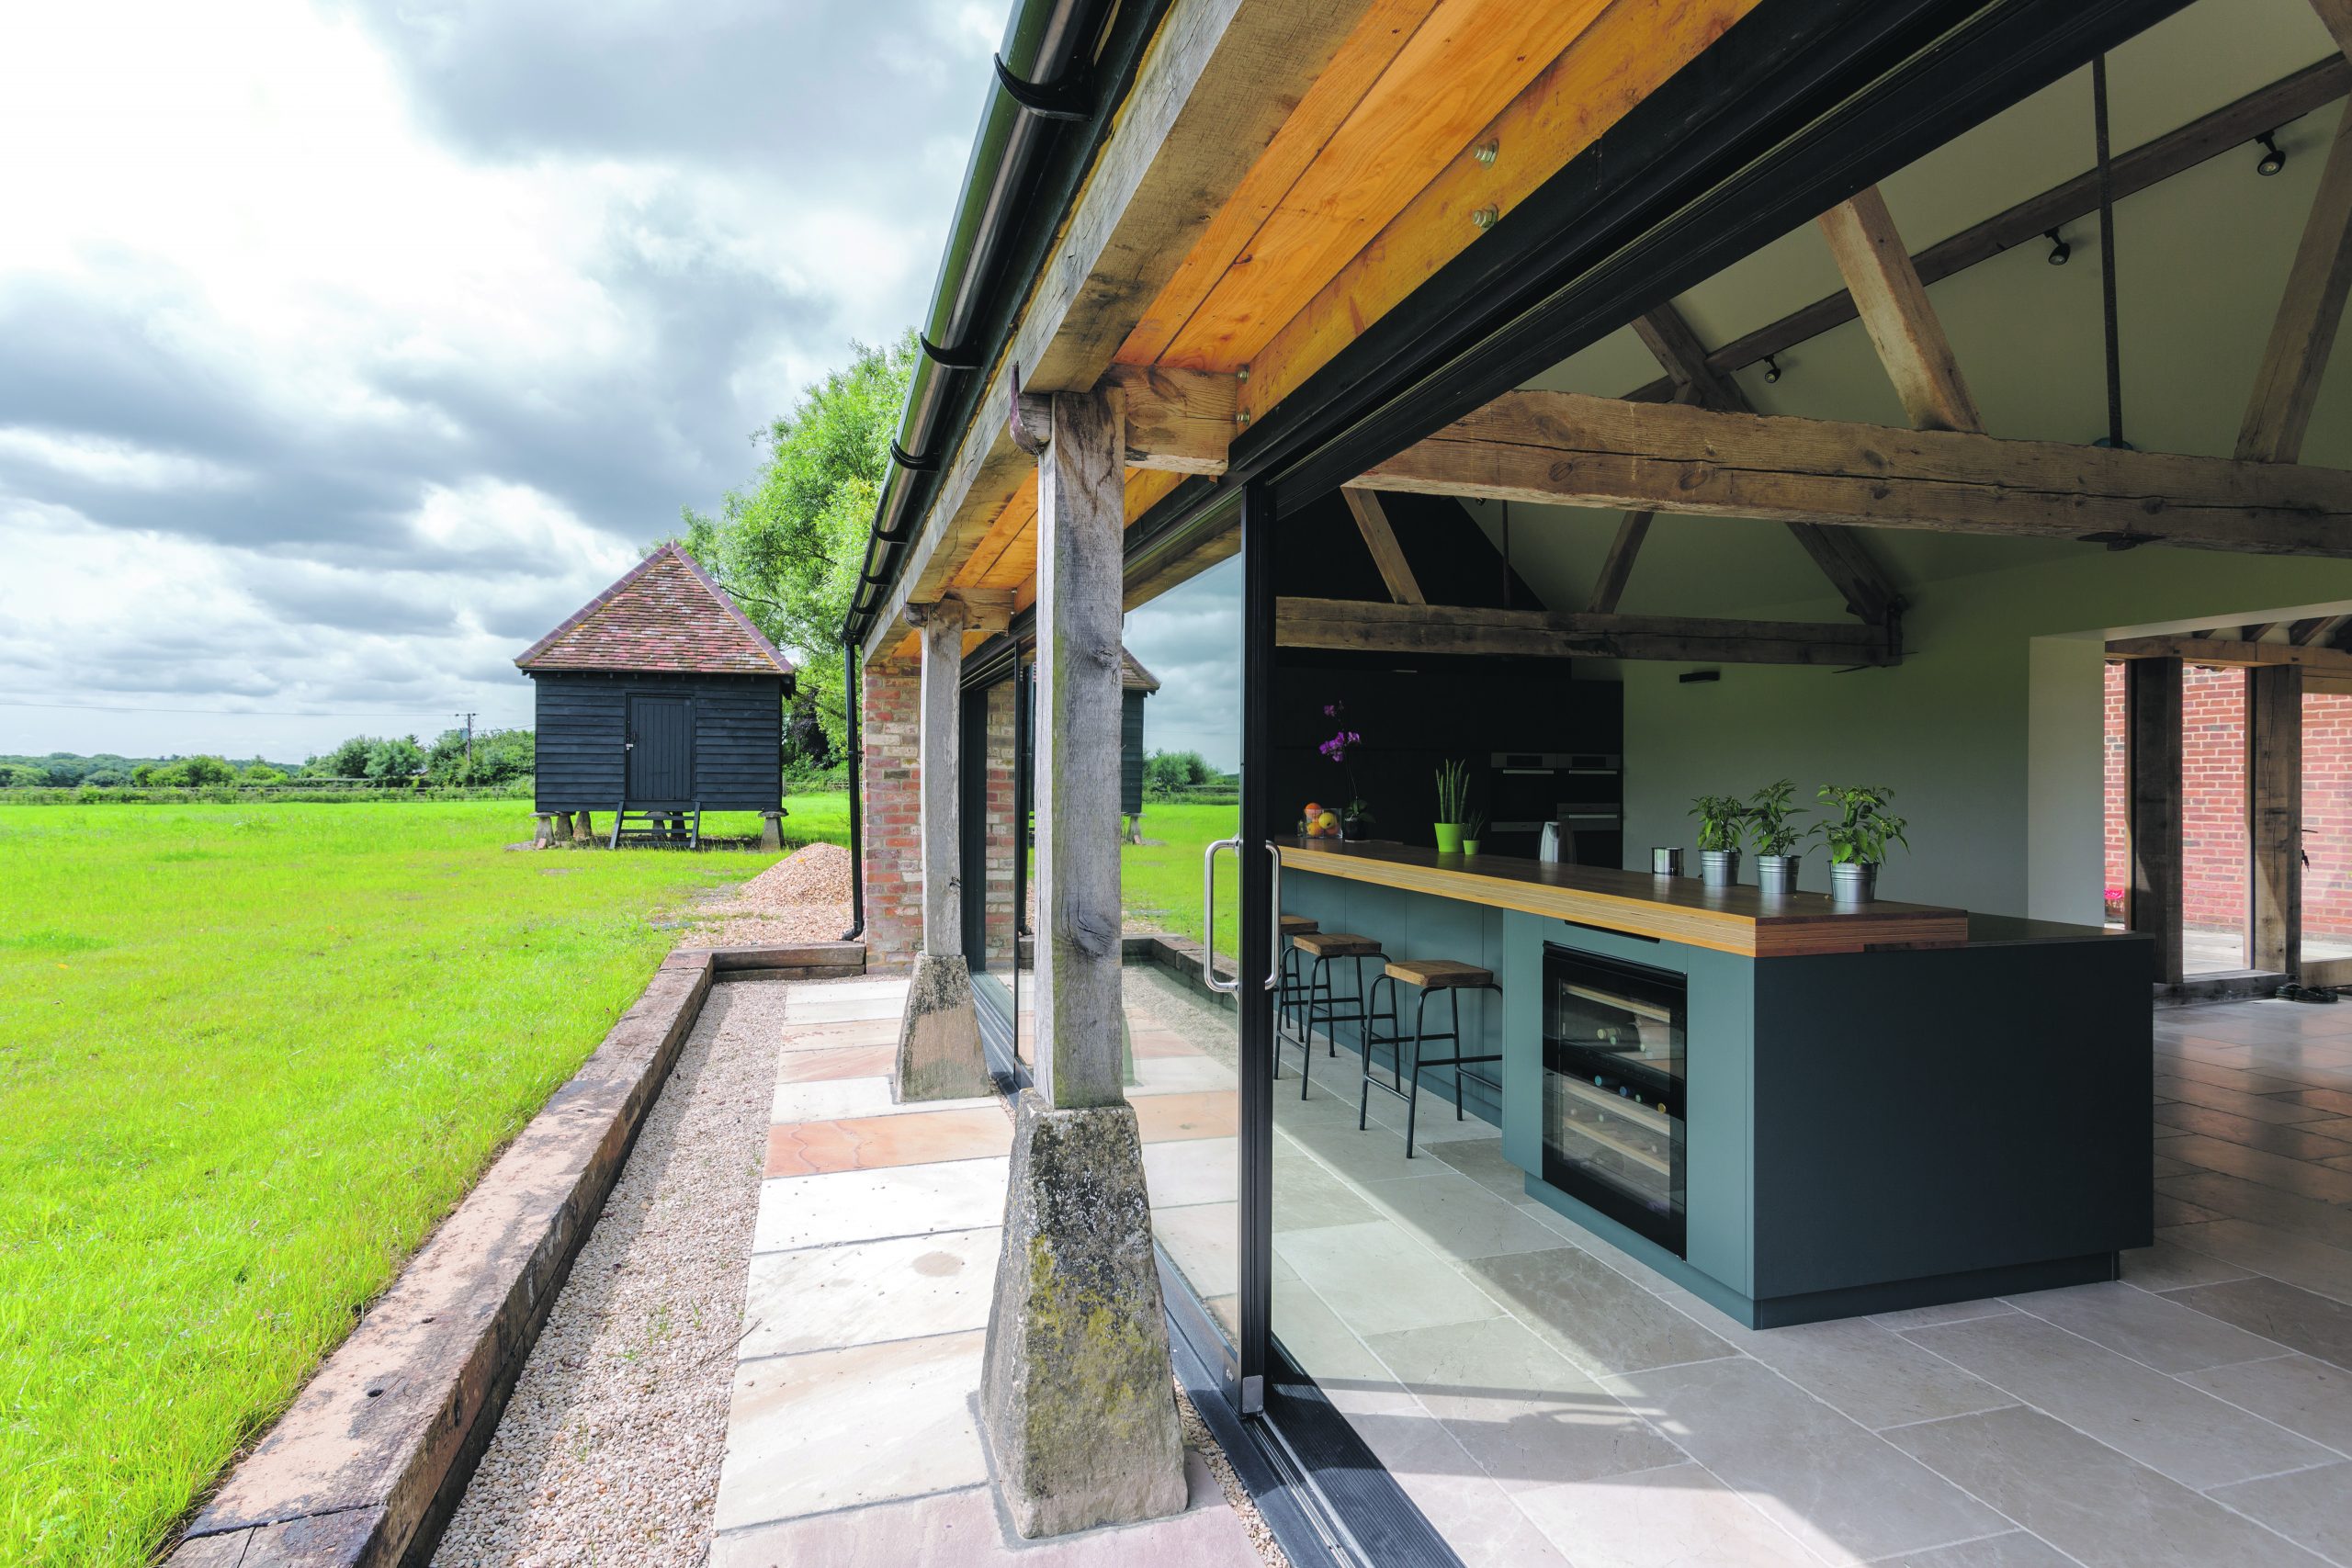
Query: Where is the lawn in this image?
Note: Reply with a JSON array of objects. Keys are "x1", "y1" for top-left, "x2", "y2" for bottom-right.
[
  {"x1": 0, "y1": 795, "x2": 844, "y2": 1565},
  {"x1": 1120, "y1": 799, "x2": 1241, "y2": 955}
]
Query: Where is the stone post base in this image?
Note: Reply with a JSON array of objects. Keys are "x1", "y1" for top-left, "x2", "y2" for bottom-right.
[
  {"x1": 759, "y1": 810, "x2": 784, "y2": 851},
  {"x1": 533, "y1": 814, "x2": 557, "y2": 848},
  {"x1": 574, "y1": 810, "x2": 600, "y2": 847},
  {"x1": 893, "y1": 953, "x2": 990, "y2": 1100},
  {"x1": 981, "y1": 1090, "x2": 1186, "y2": 1539}
]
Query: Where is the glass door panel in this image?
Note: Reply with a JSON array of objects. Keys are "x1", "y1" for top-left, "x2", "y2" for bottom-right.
[
  {"x1": 2183, "y1": 665, "x2": 2251, "y2": 975},
  {"x1": 2302, "y1": 687, "x2": 2352, "y2": 983},
  {"x1": 1120, "y1": 548, "x2": 1245, "y2": 1348}
]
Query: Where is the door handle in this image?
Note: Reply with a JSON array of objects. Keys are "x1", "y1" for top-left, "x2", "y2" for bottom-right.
[
  {"x1": 1265, "y1": 841, "x2": 1283, "y2": 991},
  {"x1": 1202, "y1": 836, "x2": 1241, "y2": 994}
]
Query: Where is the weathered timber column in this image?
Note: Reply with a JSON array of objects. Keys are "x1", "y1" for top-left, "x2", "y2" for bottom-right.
[
  {"x1": 2126, "y1": 657, "x2": 2184, "y2": 986},
  {"x1": 2249, "y1": 662, "x2": 2304, "y2": 976},
  {"x1": 891, "y1": 597, "x2": 990, "y2": 1100},
  {"x1": 981, "y1": 385, "x2": 1185, "y2": 1538}
]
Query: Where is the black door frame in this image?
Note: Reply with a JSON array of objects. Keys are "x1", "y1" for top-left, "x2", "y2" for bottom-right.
[{"x1": 624, "y1": 692, "x2": 695, "y2": 803}]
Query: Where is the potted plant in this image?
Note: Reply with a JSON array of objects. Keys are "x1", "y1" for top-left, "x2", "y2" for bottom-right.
[
  {"x1": 1434, "y1": 758, "x2": 1472, "y2": 853},
  {"x1": 1690, "y1": 794, "x2": 1750, "y2": 887},
  {"x1": 1316, "y1": 704, "x2": 1366, "y2": 838},
  {"x1": 1747, "y1": 779, "x2": 1808, "y2": 897},
  {"x1": 1462, "y1": 809, "x2": 1487, "y2": 857},
  {"x1": 1814, "y1": 783, "x2": 1909, "y2": 904},
  {"x1": 1341, "y1": 798, "x2": 1376, "y2": 840}
]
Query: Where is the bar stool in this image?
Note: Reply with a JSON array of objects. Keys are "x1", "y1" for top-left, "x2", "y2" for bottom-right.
[
  {"x1": 1362, "y1": 958, "x2": 1503, "y2": 1156},
  {"x1": 1273, "y1": 915, "x2": 1319, "y2": 1076},
  {"x1": 1290, "y1": 930, "x2": 1385, "y2": 1100}
]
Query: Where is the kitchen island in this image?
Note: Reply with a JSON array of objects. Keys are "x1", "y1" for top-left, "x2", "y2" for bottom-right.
[{"x1": 1279, "y1": 839, "x2": 2154, "y2": 1327}]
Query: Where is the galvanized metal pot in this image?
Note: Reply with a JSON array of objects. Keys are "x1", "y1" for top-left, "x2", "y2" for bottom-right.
[
  {"x1": 1699, "y1": 849, "x2": 1741, "y2": 888},
  {"x1": 1831, "y1": 861, "x2": 1878, "y2": 905},
  {"x1": 1756, "y1": 854, "x2": 1801, "y2": 897}
]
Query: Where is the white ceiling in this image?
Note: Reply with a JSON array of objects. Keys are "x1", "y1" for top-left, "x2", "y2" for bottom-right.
[{"x1": 1487, "y1": 0, "x2": 2351, "y2": 626}]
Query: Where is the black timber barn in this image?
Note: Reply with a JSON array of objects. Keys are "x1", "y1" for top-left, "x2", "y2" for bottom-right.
[{"x1": 515, "y1": 545, "x2": 794, "y2": 819}]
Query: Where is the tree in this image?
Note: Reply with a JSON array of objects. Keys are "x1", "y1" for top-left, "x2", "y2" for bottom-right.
[
  {"x1": 673, "y1": 333, "x2": 915, "y2": 757},
  {"x1": 0, "y1": 763, "x2": 44, "y2": 788},
  {"x1": 239, "y1": 762, "x2": 286, "y2": 785},
  {"x1": 364, "y1": 737, "x2": 424, "y2": 782},
  {"x1": 130, "y1": 762, "x2": 158, "y2": 786},
  {"x1": 324, "y1": 736, "x2": 376, "y2": 779},
  {"x1": 1143, "y1": 750, "x2": 1214, "y2": 799}
]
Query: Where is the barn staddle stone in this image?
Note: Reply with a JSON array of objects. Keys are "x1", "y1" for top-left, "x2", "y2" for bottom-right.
[
  {"x1": 892, "y1": 953, "x2": 991, "y2": 1101},
  {"x1": 980, "y1": 1089, "x2": 1186, "y2": 1538}
]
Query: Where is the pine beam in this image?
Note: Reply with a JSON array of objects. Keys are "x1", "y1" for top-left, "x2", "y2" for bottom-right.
[
  {"x1": 2105, "y1": 636, "x2": 2352, "y2": 672},
  {"x1": 1275, "y1": 596, "x2": 1897, "y2": 665},
  {"x1": 1815, "y1": 186, "x2": 1984, "y2": 434},
  {"x1": 1339, "y1": 488, "x2": 1426, "y2": 604},
  {"x1": 1586, "y1": 513, "x2": 1652, "y2": 614}
]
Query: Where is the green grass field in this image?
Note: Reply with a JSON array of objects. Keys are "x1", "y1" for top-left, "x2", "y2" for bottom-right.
[
  {"x1": 0, "y1": 796, "x2": 845, "y2": 1565},
  {"x1": 1119, "y1": 800, "x2": 1241, "y2": 955}
]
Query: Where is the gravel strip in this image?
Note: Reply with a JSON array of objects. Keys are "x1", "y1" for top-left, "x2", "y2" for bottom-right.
[
  {"x1": 703, "y1": 842, "x2": 852, "y2": 947},
  {"x1": 431, "y1": 982, "x2": 790, "y2": 1567}
]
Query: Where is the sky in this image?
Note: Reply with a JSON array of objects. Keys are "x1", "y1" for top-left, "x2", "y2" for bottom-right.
[{"x1": 0, "y1": 0, "x2": 1003, "y2": 761}]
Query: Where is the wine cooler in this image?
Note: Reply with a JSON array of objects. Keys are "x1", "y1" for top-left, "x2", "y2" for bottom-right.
[{"x1": 1541, "y1": 943, "x2": 1688, "y2": 1256}]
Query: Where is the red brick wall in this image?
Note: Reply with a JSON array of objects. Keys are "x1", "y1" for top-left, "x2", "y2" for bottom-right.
[
  {"x1": 980, "y1": 680, "x2": 1018, "y2": 969},
  {"x1": 2102, "y1": 660, "x2": 2352, "y2": 942},
  {"x1": 860, "y1": 659, "x2": 922, "y2": 968}
]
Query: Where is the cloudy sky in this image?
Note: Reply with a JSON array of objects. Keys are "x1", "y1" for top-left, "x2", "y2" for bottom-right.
[{"x1": 0, "y1": 0, "x2": 1003, "y2": 761}]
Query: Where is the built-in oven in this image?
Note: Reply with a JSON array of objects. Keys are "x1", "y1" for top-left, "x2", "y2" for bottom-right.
[
  {"x1": 1488, "y1": 752, "x2": 1623, "y2": 865},
  {"x1": 1541, "y1": 942, "x2": 1687, "y2": 1256}
]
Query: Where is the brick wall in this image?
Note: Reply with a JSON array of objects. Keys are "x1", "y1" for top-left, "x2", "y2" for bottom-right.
[
  {"x1": 2101, "y1": 660, "x2": 2352, "y2": 942},
  {"x1": 860, "y1": 659, "x2": 922, "y2": 968},
  {"x1": 980, "y1": 680, "x2": 1018, "y2": 970}
]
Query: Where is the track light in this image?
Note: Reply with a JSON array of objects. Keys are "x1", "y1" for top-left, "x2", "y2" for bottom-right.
[
  {"x1": 2256, "y1": 131, "x2": 2286, "y2": 177},
  {"x1": 1761, "y1": 354, "x2": 1782, "y2": 384},
  {"x1": 2043, "y1": 228, "x2": 2070, "y2": 265}
]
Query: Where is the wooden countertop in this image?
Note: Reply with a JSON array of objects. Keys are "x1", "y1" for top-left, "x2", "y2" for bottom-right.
[{"x1": 1279, "y1": 839, "x2": 1968, "y2": 958}]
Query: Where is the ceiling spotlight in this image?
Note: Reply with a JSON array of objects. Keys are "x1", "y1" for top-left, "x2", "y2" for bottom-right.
[
  {"x1": 1762, "y1": 354, "x2": 1783, "y2": 384},
  {"x1": 2043, "y1": 228, "x2": 2071, "y2": 265},
  {"x1": 2256, "y1": 131, "x2": 2286, "y2": 177}
]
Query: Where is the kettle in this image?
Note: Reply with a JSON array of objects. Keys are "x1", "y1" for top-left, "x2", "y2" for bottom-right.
[{"x1": 1539, "y1": 822, "x2": 1568, "y2": 864}]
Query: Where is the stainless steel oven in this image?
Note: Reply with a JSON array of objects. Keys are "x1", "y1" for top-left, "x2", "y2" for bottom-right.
[{"x1": 1541, "y1": 943, "x2": 1687, "y2": 1256}]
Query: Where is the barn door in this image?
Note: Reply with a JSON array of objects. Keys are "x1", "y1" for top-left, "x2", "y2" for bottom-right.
[{"x1": 625, "y1": 694, "x2": 695, "y2": 803}]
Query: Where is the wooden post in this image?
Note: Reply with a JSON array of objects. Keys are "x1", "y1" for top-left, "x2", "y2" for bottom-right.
[
  {"x1": 2249, "y1": 662, "x2": 2305, "y2": 976},
  {"x1": 911, "y1": 599, "x2": 968, "y2": 956},
  {"x1": 1034, "y1": 385, "x2": 1127, "y2": 1109},
  {"x1": 2126, "y1": 657, "x2": 2185, "y2": 985}
]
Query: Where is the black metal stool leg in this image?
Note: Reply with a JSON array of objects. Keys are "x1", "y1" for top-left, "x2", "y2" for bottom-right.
[
  {"x1": 1405, "y1": 985, "x2": 1432, "y2": 1157},
  {"x1": 1451, "y1": 987, "x2": 1468, "y2": 1122}
]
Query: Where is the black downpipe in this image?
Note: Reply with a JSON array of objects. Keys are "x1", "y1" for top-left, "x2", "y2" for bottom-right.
[
  {"x1": 839, "y1": 639, "x2": 864, "y2": 942},
  {"x1": 842, "y1": 0, "x2": 1117, "y2": 638}
]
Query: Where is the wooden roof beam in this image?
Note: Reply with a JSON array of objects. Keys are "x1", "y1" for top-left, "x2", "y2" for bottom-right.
[
  {"x1": 1634, "y1": 303, "x2": 1902, "y2": 624},
  {"x1": 2237, "y1": 104, "x2": 2352, "y2": 464},
  {"x1": 2315, "y1": 0, "x2": 2351, "y2": 62},
  {"x1": 1359, "y1": 389, "x2": 2352, "y2": 556},
  {"x1": 1339, "y1": 488, "x2": 1425, "y2": 604},
  {"x1": 1586, "y1": 513, "x2": 1652, "y2": 614},
  {"x1": 1815, "y1": 186, "x2": 1984, "y2": 434},
  {"x1": 1625, "y1": 59, "x2": 2352, "y2": 402},
  {"x1": 1277, "y1": 596, "x2": 1897, "y2": 665},
  {"x1": 2108, "y1": 635, "x2": 2352, "y2": 673}
]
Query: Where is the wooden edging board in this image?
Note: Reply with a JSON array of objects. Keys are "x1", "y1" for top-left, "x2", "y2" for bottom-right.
[{"x1": 164, "y1": 938, "x2": 860, "y2": 1568}]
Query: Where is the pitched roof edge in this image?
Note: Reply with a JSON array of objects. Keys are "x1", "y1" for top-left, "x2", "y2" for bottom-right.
[{"x1": 513, "y1": 543, "x2": 797, "y2": 676}]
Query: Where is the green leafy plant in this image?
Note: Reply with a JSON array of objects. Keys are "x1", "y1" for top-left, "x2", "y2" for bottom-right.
[
  {"x1": 1463, "y1": 808, "x2": 1487, "y2": 841},
  {"x1": 1689, "y1": 794, "x2": 1750, "y2": 853},
  {"x1": 1746, "y1": 779, "x2": 1809, "y2": 857},
  {"x1": 1434, "y1": 759, "x2": 1472, "y2": 824},
  {"x1": 1813, "y1": 783, "x2": 1910, "y2": 865}
]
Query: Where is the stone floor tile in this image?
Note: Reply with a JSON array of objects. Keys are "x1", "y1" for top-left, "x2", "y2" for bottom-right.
[
  {"x1": 1132, "y1": 1091, "x2": 1238, "y2": 1145},
  {"x1": 1144, "y1": 1134, "x2": 1237, "y2": 1208},
  {"x1": 2161, "y1": 1134, "x2": 2352, "y2": 1205},
  {"x1": 1274, "y1": 1220, "x2": 1506, "y2": 1337},
  {"x1": 1886, "y1": 1405, "x2": 2329, "y2": 1568},
  {"x1": 1270, "y1": 1149, "x2": 1385, "y2": 1233},
  {"x1": 774, "y1": 1042, "x2": 897, "y2": 1084},
  {"x1": 1125, "y1": 1054, "x2": 1239, "y2": 1097},
  {"x1": 2272, "y1": 1085, "x2": 2352, "y2": 1117},
  {"x1": 2154, "y1": 1076, "x2": 2335, "y2": 1124},
  {"x1": 2207, "y1": 1461, "x2": 2352, "y2": 1566},
  {"x1": 2154, "y1": 1192, "x2": 2227, "y2": 1226},
  {"x1": 1869, "y1": 1299, "x2": 2021, "y2": 1332},
  {"x1": 1155, "y1": 1201, "x2": 1239, "y2": 1300},
  {"x1": 753, "y1": 1157, "x2": 1010, "y2": 1253},
  {"x1": 1903, "y1": 1311, "x2": 2331, "y2": 1489},
  {"x1": 2177, "y1": 1352, "x2": 2352, "y2": 1454},
  {"x1": 2154, "y1": 1171, "x2": 2352, "y2": 1248},
  {"x1": 765, "y1": 1106, "x2": 1012, "y2": 1177},
  {"x1": 1321, "y1": 1379, "x2": 1575, "y2": 1568},
  {"x1": 1272, "y1": 1266, "x2": 1399, "y2": 1387},
  {"x1": 2157, "y1": 1057, "x2": 2317, "y2": 1096},
  {"x1": 2120, "y1": 1234, "x2": 2256, "y2": 1293},
  {"x1": 1366, "y1": 1315, "x2": 1683, "y2": 1491},
  {"x1": 2162, "y1": 1275, "x2": 2352, "y2": 1371},
  {"x1": 1662, "y1": 1298, "x2": 2013, "y2": 1431},
  {"x1": 773, "y1": 1076, "x2": 1000, "y2": 1123},
  {"x1": 1425, "y1": 1135, "x2": 1536, "y2": 1201},
  {"x1": 1456, "y1": 1247, "x2": 1734, "y2": 1377},
  {"x1": 784, "y1": 980, "x2": 910, "y2": 1024},
  {"x1": 741, "y1": 1225, "x2": 999, "y2": 1357},
  {"x1": 2003, "y1": 1279, "x2": 2290, "y2": 1372},
  {"x1": 1512, "y1": 1462, "x2": 1820, "y2": 1568},
  {"x1": 1280, "y1": 1109, "x2": 1442, "y2": 1187},
  {"x1": 1358, "y1": 1168, "x2": 1564, "y2": 1261},
  {"x1": 1876, "y1": 1531, "x2": 2084, "y2": 1567},
  {"x1": 714, "y1": 1329, "x2": 989, "y2": 1530},
  {"x1": 775, "y1": 1017, "x2": 901, "y2": 1053},
  {"x1": 1601, "y1": 1358, "x2": 2006, "y2": 1566}
]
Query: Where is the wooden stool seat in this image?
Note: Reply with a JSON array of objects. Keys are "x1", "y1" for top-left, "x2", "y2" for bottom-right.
[
  {"x1": 1280, "y1": 915, "x2": 1319, "y2": 935},
  {"x1": 1295, "y1": 931, "x2": 1382, "y2": 959},
  {"x1": 1385, "y1": 957, "x2": 1494, "y2": 990}
]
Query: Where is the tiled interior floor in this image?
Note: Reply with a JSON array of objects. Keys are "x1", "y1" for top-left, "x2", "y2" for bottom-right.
[
  {"x1": 1248, "y1": 993, "x2": 2352, "y2": 1568},
  {"x1": 707, "y1": 975, "x2": 1259, "y2": 1568}
]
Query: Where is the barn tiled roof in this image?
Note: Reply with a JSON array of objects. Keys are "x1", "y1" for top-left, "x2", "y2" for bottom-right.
[
  {"x1": 514, "y1": 544, "x2": 795, "y2": 676},
  {"x1": 1120, "y1": 649, "x2": 1160, "y2": 693}
]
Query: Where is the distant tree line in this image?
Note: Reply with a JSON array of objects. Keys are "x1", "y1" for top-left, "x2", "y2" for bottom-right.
[
  {"x1": 1141, "y1": 750, "x2": 1237, "y2": 801},
  {"x1": 1, "y1": 729, "x2": 536, "y2": 791},
  {"x1": 0, "y1": 751, "x2": 293, "y2": 789}
]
